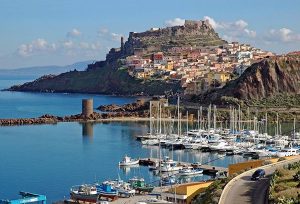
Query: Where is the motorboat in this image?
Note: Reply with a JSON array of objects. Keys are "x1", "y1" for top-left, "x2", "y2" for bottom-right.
[
  {"x1": 129, "y1": 177, "x2": 154, "y2": 193},
  {"x1": 157, "y1": 156, "x2": 182, "y2": 172},
  {"x1": 179, "y1": 167, "x2": 203, "y2": 176},
  {"x1": 96, "y1": 183, "x2": 118, "y2": 201},
  {"x1": 119, "y1": 155, "x2": 139, "y2": 166},
  {"x1": 102, "y1": 179, "x2": 135, "y2": 198},
  {"x1": 276, "y1": 147, "x2": 299, "y2": 157}
]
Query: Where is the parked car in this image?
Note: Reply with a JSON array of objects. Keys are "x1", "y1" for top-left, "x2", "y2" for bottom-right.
[{"x1": 251, "y1": 169, "x2": 266, "y2": 180}]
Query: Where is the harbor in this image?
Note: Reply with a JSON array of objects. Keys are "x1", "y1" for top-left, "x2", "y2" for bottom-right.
[{"x1": 1, "y1": 98, "x2": 300, "y2": 203}]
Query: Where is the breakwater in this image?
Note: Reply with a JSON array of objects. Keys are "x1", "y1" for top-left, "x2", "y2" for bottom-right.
[{"x1": 0, "y1": 111, "x2": 149, "y2": 126}]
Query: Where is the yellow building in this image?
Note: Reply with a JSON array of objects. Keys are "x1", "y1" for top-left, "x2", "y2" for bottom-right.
[
  {"x1": 161, "y1": 181, "x2": 213, "y2": 204},
  {"x1": 166, "y1": 60, "x2": 174, "y2": 70},
  {"x1": 214, "y1": 72, "x2": 231, "y2": 83}
]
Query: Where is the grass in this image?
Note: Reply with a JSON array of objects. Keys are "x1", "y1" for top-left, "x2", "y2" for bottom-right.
[{"x1": 269, "y1": 163, "x2": 300, "y2": 203}]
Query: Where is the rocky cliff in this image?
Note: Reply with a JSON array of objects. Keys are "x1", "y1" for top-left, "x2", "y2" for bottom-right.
[
  {"x1": 106, "y1": 20, "x2": 226, "y2": 64},
  {"x1": 200, "y1": 54, "x2": 300, "y2": 104},
  {"x1": 123, "y1": 20, "x2": 225, "y2": 55}
]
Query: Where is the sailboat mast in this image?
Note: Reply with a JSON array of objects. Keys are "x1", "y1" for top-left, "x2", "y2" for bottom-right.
[
  {"x1": 200, "y1": 106, "x2": 203, "y2": 130},
  {"x1": 186, "y1": 111, "x2": 189, "y2": 134},
  {"x1": 177, "y1": 96, "x2": 180, "y2": 137},
  {"x1": 265, "y1": 112, "x2": 268, "y2": 134},
  {"x1": 213, "y1": 105, "x2": 216, "y2": 131},
  {"x1": 197, "y1": 109, "x2": 200, "y2": 130},
  {"x1": 150, "y1": 101, "x2": 152, "y2": 135},
  {"x1": 294, "y1": 118, "x2": 296, "y2": 140},
  {"x1": 159, "y1": 102, "x2": 162, "y2": 135},
  {"x1": 208, "y1": 104, "x2": 211, "y2": 130},
  {"x1": 276, "y1": 113, "x2": 279, "y2": 136}
]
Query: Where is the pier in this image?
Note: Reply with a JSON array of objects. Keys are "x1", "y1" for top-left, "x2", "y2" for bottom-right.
[{"x1": 139, "y1": 157, "x2": 228, "y2": 175}]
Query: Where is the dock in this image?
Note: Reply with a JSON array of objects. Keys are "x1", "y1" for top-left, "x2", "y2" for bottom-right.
[{"x1": 139, "y1": 157, "x2": 228, "y2": 175}]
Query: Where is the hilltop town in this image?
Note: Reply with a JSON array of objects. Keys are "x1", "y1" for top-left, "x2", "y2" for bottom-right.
[{"x1": 7, "y1": 20, "x2": 292, "y2": 104}]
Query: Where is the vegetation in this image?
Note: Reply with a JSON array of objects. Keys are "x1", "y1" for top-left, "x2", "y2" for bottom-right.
[
  {"x1": 192, "y1": 169, "x2": 249, "y2": 204},
  {"x1": 192, "y1": 178, "x2": 229, "y2": 204},
  {"x1": 269, "y1": 162, "x2": 300, "y2": 204},
  {"x1": 248, "y1": 94, "x2": 300, "y2": 108}
]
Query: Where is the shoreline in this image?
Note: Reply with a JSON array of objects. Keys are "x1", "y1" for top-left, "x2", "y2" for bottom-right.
[{"x1": 0, "y1": 115, "x2": 295, "y2": 127}]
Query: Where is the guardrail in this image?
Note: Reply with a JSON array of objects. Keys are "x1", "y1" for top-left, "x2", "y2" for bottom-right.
[{"x1": 218, "y1": 156, "x2": 300, "y2": 204}]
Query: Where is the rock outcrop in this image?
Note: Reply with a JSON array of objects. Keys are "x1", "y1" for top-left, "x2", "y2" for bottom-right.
[
  {"x1": 200, "y1": 54, "x2": 300, "y2": 104},
  {"x1": 98, "y1": 101, "x2": 149, "y2": 112},
  {"x1": 122, "y1": 20, "x2": 226, "y2": 56}
]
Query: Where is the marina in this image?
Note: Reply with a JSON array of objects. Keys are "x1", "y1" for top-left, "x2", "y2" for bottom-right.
[{"x1": 1, "y1": 80, "x2": 300, "y2": 203}]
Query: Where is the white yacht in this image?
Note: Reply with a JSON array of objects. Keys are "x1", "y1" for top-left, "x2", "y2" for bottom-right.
[
  {"x1": 276, "y1": 147, "x2": 299, "y2": 157},
  {"x1": 119, "y1": 155, "x2": 139, "y2": 166},
  {"x1": 179, "y1": 167, "x2": 203, "y2": 176},
  {"x1": 157, "y1": 156, "x2": 182, "y2": 172}
]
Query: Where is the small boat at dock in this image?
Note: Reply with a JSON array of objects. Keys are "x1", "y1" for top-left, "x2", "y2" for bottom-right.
[
  {"x1": 119, "y1": 155, "x2": 139, "y2": 166},
  {"x1": 179, "y1": 167, "x2": 203, "y2": 176},
  {"x1": 70, "y1": 184, "x2": 99, "y2": 203},
  {"x1": 129, "y1": 177, "x2": 154, "y2": 193}
]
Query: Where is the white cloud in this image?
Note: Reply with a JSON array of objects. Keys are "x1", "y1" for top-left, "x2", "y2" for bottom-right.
[
  {"x1": 79, "y1": 42, "x2": 90, "y2": 49},
  {"x1": 203, "y1": 16, "x2": 256, "y2": 41},
  {"x1": 17, "y1": 36, "x2": 103, "y2": 58},
  {"x1": 63, "y1": 40, "x2": 74, "y2": 49},
  {"x1": 98, "y1": 27, "x2": 109, "y2": 35},
  {"x1": 204, "y1": 16, "x2": 221, "y2": 29},
  {"x1": 17, "y1": 38, "x2": 57, "y2": 57},
  {"x1": 268, "y1": 28, "x2": 300, "y2": 42},
  {"x1": 67, "y1": 28, "x2": 82, "y2": 38},
  {"x1": 90, "y1": 42, "x2": 101, "y2": 50},
  {"x1": 111, "y1": 33, "x2": 123, "y2": 41},
  {"x1": 165, "y1": 18, "x2": 185, "y2": 27}
]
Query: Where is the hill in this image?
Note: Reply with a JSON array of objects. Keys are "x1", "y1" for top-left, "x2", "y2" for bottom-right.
[
  {"x1": 198, "y1": 54, "x2": 300, "y2": 105},
  {"x1": 6, "y1": 65, "x2": 181, "y2": 95},
  {"x1": 6, "y1": 20, "x2": 224, "y2": 95}
]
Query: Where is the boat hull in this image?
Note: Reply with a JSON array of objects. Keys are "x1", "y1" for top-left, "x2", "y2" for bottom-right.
[{"x1": 70, "y1": 192, "x2": 99, "y2": 203}]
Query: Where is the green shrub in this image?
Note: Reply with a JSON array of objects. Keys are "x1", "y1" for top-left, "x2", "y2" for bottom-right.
[
  {"x1": 278, "y1": 157, "x2": 287, "y2": 162},
  {"x1": 293, "y1": 170, "x2": 300, "y2": 182}
]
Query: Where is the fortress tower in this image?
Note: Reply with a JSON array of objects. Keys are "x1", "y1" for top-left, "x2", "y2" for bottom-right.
[
  {"x1": 82, "y1": 99, "x2": 93, "y2": 117},
  {"x1": 121, "y1": 36, "x2": 125, "y2": 54}
]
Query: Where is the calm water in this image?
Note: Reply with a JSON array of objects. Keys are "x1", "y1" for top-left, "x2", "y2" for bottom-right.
[
  {"x1": 0, "y1": 79, "x2": 137, "y2": 118},
  {"x1": 0, "y1": 121, "x2": 246, "y2": 203},
  {"x1": 0, "y1": 79, "x2": 254, "y2": 202}
]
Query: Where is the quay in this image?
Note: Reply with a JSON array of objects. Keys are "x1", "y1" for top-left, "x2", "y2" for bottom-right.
[{"x1": 139, "y1": 157, "x2": 228, "y2": 175}]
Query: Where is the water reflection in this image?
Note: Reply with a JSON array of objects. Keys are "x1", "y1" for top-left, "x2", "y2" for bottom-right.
[
  {"x1": 119, "y1": 165, "x2": 139, "y2": 175},
  {"x1": 81, "y1": 122, "x2": 94, "y2": 144}
]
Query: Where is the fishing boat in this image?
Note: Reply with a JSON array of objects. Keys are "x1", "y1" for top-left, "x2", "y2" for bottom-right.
[
  {"x1": 129, "y1": 177, "x2": 154, "y2": 193},
  {"x1": 70, "y1": 184, "x2": 99, "y2": 203},
  {"x1": 119, "y1": 155, "x2": 139, "y2": 166},
  {"x1": 96, "y1": 183, "x2": 118, "y2": 201},
  {"x1": 179, "y1": 167, "x2": 203, "y2": 176},
  {"x1": 102, "y1": 179, "x2": 135, "y2": 198}
]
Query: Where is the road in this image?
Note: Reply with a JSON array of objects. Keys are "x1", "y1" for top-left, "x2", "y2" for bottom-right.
[{"x1": 220, "y1": 157, "x2": 300, "y2": 204}]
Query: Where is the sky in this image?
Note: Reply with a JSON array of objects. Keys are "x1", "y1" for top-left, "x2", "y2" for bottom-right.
[{"x1": 0, "y1": 0, "x2": 300, "y2": 69}]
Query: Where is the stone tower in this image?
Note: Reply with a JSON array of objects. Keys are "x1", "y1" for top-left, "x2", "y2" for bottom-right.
[
  {"x1": 121, "y1": 36, "x2": 125, "y2": 54},
  {"x1": 82, "y1": 99, "x2": 93, "y2": 117}
]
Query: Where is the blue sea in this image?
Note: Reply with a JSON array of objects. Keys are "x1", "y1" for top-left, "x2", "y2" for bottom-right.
[{"x1": 0, "y1": 79, "x2": 246, "y2": 203}]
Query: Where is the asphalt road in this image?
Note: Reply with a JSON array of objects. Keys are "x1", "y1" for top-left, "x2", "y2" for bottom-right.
[{"x1": 221, "y1": 158, "x2": 300, "y2": 204}]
